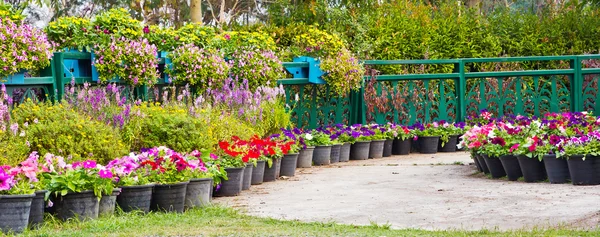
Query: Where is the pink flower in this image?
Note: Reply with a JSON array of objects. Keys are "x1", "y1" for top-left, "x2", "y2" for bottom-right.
[
  {"x1": 98, "y1": 169, "x2": 113, "y2": 179},
  {"x1": 509, "y1": 144, "x2": 520, "y2": 152},
  {"x1": 83, "y1": 160, "x2": 97, "y2": 169},
  {"x1": 0, "y1": 168, "x2": 14, "y2": 191}
]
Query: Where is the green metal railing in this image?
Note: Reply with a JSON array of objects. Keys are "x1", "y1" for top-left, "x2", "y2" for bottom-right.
[{"x1": 278, "y1": 55, "x2": 600, "y2": 128}]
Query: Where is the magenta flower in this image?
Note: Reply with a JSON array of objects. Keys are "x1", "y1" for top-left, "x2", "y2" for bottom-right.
[
  {"x1": 98, "y1": 169, "x2": 113, "y2": 179},
  {"x1": 0, "y1": 169, "x2": 14, "y2": 191},
  {"x1": 83, "y1": 160, "x2": 97, "y2": 169}
]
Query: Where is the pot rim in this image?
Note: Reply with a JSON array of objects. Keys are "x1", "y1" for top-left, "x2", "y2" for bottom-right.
[
  {"x1": 119, "y1": 183, "x2": 156, "y2": 189},
  {"x1": 0, "y1": 193, "x2": 36, "y2": 199},
  {"x1": 224, "y1": 167, "x2": 245, "y2": 171},
  {"x1": 189, "y1": 177, "x2": 213, "y2": 182},
  {"x1": 284, "y1": 152, "x2": 299, "y2": 156},
  {"x1": 315, "y1": 145, "x2": 333, "y2": 147},
  {"x1": 353, "y1": 140, "x2": 371, "y2": 144},
  {"x1": 154, "y1": 181, "x2": 190, "y2": 187},
  {"x1": 418, "y1": 136, "x2": 441, "y2": 138}
]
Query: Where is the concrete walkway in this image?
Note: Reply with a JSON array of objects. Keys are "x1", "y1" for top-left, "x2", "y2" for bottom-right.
[{"x1": 215, "y1": 152, "x2": 600, "y2": 231}]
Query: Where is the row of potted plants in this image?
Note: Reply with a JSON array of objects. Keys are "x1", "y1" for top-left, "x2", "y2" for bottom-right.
[{"x1": 460, "y1": 111, "x2": 600, "y2": 185}]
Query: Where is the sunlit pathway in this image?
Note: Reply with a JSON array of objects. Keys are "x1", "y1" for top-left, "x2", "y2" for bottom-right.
[{"x1": 215, "y1": 152, "x2": 600, "y2": 231}]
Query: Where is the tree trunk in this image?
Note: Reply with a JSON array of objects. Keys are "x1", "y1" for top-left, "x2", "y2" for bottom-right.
[{"x1": 190, "y1": 0, "x2": 202, "y2": 23}]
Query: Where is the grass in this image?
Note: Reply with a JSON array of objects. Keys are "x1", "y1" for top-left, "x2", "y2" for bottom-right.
[{"x1": 9, "y1": 205, "x2": 598, "y2": 237}]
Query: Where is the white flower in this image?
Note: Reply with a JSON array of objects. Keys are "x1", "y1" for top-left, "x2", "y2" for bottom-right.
[
  {"x1": 295, "y1": 93, "x2": 300, "y2": 101},
  {"x1": 19, "y1": 131, "x2": 25, "y2": 137},
  {"x1": 305, "y1": 133, "x2": 313, "y2": 140}
]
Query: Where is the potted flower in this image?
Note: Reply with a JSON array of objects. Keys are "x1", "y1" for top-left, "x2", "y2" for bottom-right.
[
  {"x1": 20, "y1": 152, "x2": 48, "y2": 228},
  {"x1": 392, "y1": 125, "x2": 413, "y2": 155},
  {"x1": 437, "y1": 121, "x2": 463, "y2": 152},
  {"x1": 382, "y1": 124, "x2": 396, "y2": 157},
  {"x1": 216, "y1": 139, "x2": 250, "y2": 196},
  {"x1": 0, "y1": 163, "x2": 36, "y2": 234},
  {"x1": 92, "y1": 37, "x2": 159, "y2": 86},
  {"x1": 319, "y1": 48, "x2": 365, "y2": 95},
  {"x1": 366, "y1": 124, "x2": 387, "y2": 159},
  {"x1": 511, "y1": 123, "x2": 548, "y2": 183},
  {"x1": 478, "y1": 124, "x2": 508, "y2": 179},
  {"x1": 457, "y1": 124, "x2": 493, "y2": 174},
  {"x1": 106, "y1": 153, "x2": 153, "y2": 213},
  {"x1": 183, "y1": 150, "x2": 214, "y2": 209},
  {"x1": 305, "y1": 131, "x2": 333, "y2": 166},
  {"x1": 0, "y1": 18, "x2": 53, "y2": 84},
  {"x1": 270, "y1": 133, "x2": 300, "y2": 177},
  {"x1": 331, "y1": 124, "x2": 353, "y2": 162},
  {"x1": 166, "y1": 45, "x2": 230, "y2": 88},
  {"x1": 348, "y1": 125, "x2": 374, "y2": 160},
  {"x1": 538, "y1": 118, "x2": 570, "y2": 184},
  {"x1": 138, "y1": 147, "x2": 190, "y2": 213},
  {"x1": 561, "y1": 134, "x2": 600, "y2": 185},
  {"x1": 285, "y1": 128, "x2": 315, "y2": 168},
  {"x1": 41, "y1": 155, "x2": 114, "y2": 221},
  {"x1": 412, "y1": 122, "x2": 442, "y2": 154}
]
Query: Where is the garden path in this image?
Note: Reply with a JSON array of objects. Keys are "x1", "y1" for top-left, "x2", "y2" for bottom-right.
[{"x1": 214, "y1": 152, "x2": 600, "y2": 231}]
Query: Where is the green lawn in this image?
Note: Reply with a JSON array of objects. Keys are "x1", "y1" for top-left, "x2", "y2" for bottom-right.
[{"x1": 13, "y1": 205, "x2": 598, "y2": 237}]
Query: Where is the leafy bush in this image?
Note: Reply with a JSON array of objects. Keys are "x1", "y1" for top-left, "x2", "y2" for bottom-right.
[
  {"x1": 11, "y1": 101, "x2": 129, "y2": 164},
  {"x1": 0, "y1": 18, "x2": 53, "y2": 78},
  {"x1": 45, "y1": 17, "x2": 92, "y2": 51},
  {"x1": 228, "y1": 50, "x2": 284, "y2": 90},
  {"x1": 90, "y1": 8, "x2": 143, "y2": 45},
  {"x1": 143, "y1": 25, "x2": 179, "y2": 52},
  {"x1": 167, "y1": 45, "x2": 230, "y2": 89},
  {"x1": 93, "y1": 37, "x2": 159, "y2": 86},
  {"x1": 176, "y1": 23, "x2": 217, "y2": 48}
]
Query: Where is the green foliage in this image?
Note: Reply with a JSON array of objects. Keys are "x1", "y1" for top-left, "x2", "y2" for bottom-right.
[
  {"x1": 176, "y1": 23, "x2": 217, "y2": 48},
  {"x1": 0, "y1": 126, "x2": 30, "y2": 167},
  {"x1": 45, "y1": 17, "x2": 92, "y2": 51},
  {"x1": 0, "y1": 2, "x2": 25, "y2": 24},
  {"x1": 143, "y1": 25, "x2": 179, "y2": 52},
  {"x1": 167, "y1": 46, "x2": 230, "y2": 88},
  {"x1": 90, "y1": 8, "x2": 143, "y2": 46},
  {"x1": 11, "y1": 101, "x2": 129, "y2": 164},
  {"x1": 320, "y1": 48, "x2": 365, "y2": 95},
  {"x1": 250, "y1": 98, "x2": 292, "y2": 137},
  {"x1": 211, "y1": 31, "x2": 277, "y2": 57},
  {"x1": 304, "y1": 131, "x2": 332, "y2": 146},
  {"x1": 43, "y1": 168, "x2": 113, "y2": 199},
  {"x1": 291, "y1": 26, "x2": 345, "y2": 58}
]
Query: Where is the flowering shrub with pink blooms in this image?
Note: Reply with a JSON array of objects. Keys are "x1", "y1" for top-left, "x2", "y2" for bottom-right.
[
  {"x1": 167, "y1": 45, "x2": 230, "y2": 88},
  {"x1": 0, "y1": 18, "x2": 53, "y2": 78},
  {"x1": 93, "y1": 37, "x2": 159, "y2": 86},
  {"x1": 229, "y1": 50, "x2": 285, "y2": 91}
]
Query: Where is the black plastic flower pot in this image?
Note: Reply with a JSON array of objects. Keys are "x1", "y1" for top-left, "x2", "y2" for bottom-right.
[
  {"x1": 483, "y1": 155, "x2": 506, "y2": 178},
  {"x1": 418, "y1": 136, "x2": 440, "y2": 154},
  {"x1": 383, "y1": 139, "x2": 393, "y2": 157},
  {"x1": 438, "y1": 135, "x2": 459, "y2": 152},
  {"x1": 517, "y1": 155, "x2": 547, "y2": 183},
  {"x1": 263, "y1": 158, "x2": 279, "y2": 182},
  {"x1": 0, "y1": 193, "x2": 34, "y2": 234},
  {"x1": 543, "y1": 154, "x2": 570, "y2": 184},
  {"x1": 476, "y1": 154, "x2": 490, "y2": 174},
  {"x1": 215, "y1": 167, "x2": 244, "y2": 197},
  {"x1": 117, "y1": 184, "x2": 154, "y2": 213},
  {"x1": 242, "y1": 163, "x2": 253, "y2": 190},
  {"x1": 499, "y1": 155, "x2": 522, "y2": 181},
  {"x1": 350, "y1": 141, "x2": 371, "y2": 160},
  {"x1": 28, "y1": 190, "x2": 46, "y2": 229},
  {"x1": 392, "y1": 138, "x2": 411, "y2": 155},
  {"x1": 53, "y1": 190, "x2": 99, "y2": 221},
  {"x1": 567, "y1": 155, "x2": 599, "y2": 185},
  {"x1": 330, "y1": 144, "x2": 342, "y2": 163},
  {"x1": 151, "y1": 182, "x2": 188, "y2": 213},
  {"x1": 297, "y1": 147, "x2": 315, "y2": 168},
  {"x1": 280, "y1": 153, "x2": 299, "y2": 177},
  {"x1": 339, "y1": 143, "x2": 351, "y2": 162},
  {"x1": 185, "y1": 178, "x2": 212, "y2": 210},
  {"x1": 472, "y1": 153, "x2": 483, "y2": 172},
  {"x1": 368, "y1": 140, "x2": 386, "y2": 158},
  {"x1": 99, "y1": 188, "x2": 121, "y2": 217},
  {"x1": 251, "y1": 160, "x2": 266, "y2": 185},
  {"x1": 313, "y1": 145, "x2": 332, "y2": 165}
]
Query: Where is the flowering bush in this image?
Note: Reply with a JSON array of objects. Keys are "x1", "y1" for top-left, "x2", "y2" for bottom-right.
[
  {"x1": 229, "y1": 50, "x2": 285, "y2": 91},
  {"x1": 143, "y1": 25, "x2": 179, "y2": 52},
  {"x1": 211, "y1": 31, "x2": 277, "y2": 57},
  {"x1": 320, "y1": 48, "x2": 365, "y2": 95},
  {"x1": 93, "y1": 37, "x2": 159, "y2": 86},
  {"x1": 45, "y1": 16, "x2": 92, "y2": 51},
  {"x1": 0, "y1": 3, "x2": 24, "y2": 23},
  {"x1": 0, "y1": 18, "x2": 53, "y2": 78},
  {"x1": 291, "y1": 27, "x2": 345, "y2": 58},
  {"x1": 176, "y1": 23, "x2": 216, "y2": 48},
  {"x1": 89, "y1": 8, "x2": 142, "y2": 45},
  {"x1": 167, "y1": 45, "x2": 230, "y2": 88}
]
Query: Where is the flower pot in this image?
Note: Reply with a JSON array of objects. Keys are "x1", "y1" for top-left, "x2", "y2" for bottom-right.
[
  {"x1": 251, "y1": 160, "x2": 266, "y2": 185},
  {"x1": 392, "y1": 138, "x2": 411, "y2": 155},
  {"x1": 185, "y1": 178, "x2": 212, "y2": 209},
  {"x1": 313, "y1": 145, "x2": 332, "y2": 165},
  {"x1": 476, "y1": 154, "x2": 490, "y2": 174},
  {"x1": 280, "y1": 153, "x2": 299, "y2": 177},
  {"x1": 350, "y1": 141, "x2": 371, "y2": 160},
  {"x1": 330, "y1": 144, "x2": 342, "y2": 163},
  {"x1": 418, "y1": 136, "x2": 440, "y2": 154},
  {"x1": 438, "y1": 135, "x2": 459, "y2": 152},
  {"x1": 499, "y1": 155, "x2": 522, "y2": 181},
  {"x1": 472, "y1": 153, "x2": 483, "y2": 172},
  {"x1": 151, "y1": 182, "x2": 188, "y2": 213},
  {"x1": 99, "y1": 188, "x2": 121, "y2": 216},
  {"x1": 53, "y1": 190, "x2": 99, "y2": 221},
  {"x1": 567, "y1": 155, "x2": 599, "y2": 185},
  {"x1": 264, "y1": 158, "x2": 280, "y2": 182},
  {"x1": 28, "y1": 190, "x2": 46, "y2": 229},
  {"x1": 543, "y1": 154, "x2": 570, "y2": 184},
  {"x1": 215, "y1": 167, "x2": 244, "y2": 197},
  {"x1": 297, "y1": 147, "x2": 315, "y2": 168},
  {"x1": 368, "y1": 140, "x2": 386, "y2": 158},
  {"x1": 483, "y1": 154, "x2": 506, "y2": 178},
  {"x1": 242, "y1": 163, "x2": 253, "y2": 190},
  {"x1": 383, "y1": 139, "x2": 393, "y2": 157},
  {"x1": 275, "y1": 157, "x2": 282, "y2": 177},
  {"x1": 517, "y1": 155, "x2": 547, "y2": 183},
  {"x1": 0, "y1": 193, "x2": 34, "y2": 234},
  {"x1": 339, "y1": 143, "x2": 351, "y2": 162},
  {"x1": 117, "y1": 184, "x2": 155, "y2": 213}
]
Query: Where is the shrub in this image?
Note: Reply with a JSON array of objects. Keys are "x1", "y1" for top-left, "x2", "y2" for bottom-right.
[
  {"x1": 90, "y1": 8, "x2": 143, "y2": 45},
  {"x1": 167, "y1": 45, "x2": 230, "y2": 89},
  {"x1": 228, "y1": 50, "x2": 284, "y2": 90},
  {"x1": 45, "y1": 16, "x2": 92, "y2": 51},
  {"x1": 93, "y1": 37, "x2": 159, "y2": 86},
  {"x1": 0, "y1": 18, "x2": 53, "y2": 78}
]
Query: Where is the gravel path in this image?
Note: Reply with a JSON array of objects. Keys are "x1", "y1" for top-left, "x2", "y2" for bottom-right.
[{"x1": 214, "y1": 152, "x2": 600, "y2": 231}]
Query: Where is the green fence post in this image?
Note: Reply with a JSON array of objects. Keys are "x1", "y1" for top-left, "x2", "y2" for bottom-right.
[
  {"x1": 571, "y1": 56, "x2": 583, "y2": 112},
  {"x1": 53, "y1": 52, "x2": 65, "y2": 102},
  {"x1": 455, "y1": 60, "x2": 466, "y2": 122}
]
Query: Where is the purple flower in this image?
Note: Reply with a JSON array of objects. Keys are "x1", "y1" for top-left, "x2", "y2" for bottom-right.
[
  {"x1": 83, "y1": 160, "x2": 97, "y2": 169},
  {"x1": 0, "y1": 168, "x2": 14, "y2": 191},
  {"x1": 351, "y1": 131, "x2": 361, "y2": 139},
  {"x1": 98, "y1": 169, "x2": 113, "y2": 179},
  {"x1": 143, "y1": 26, "x2": 150, "y2": 34}
]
